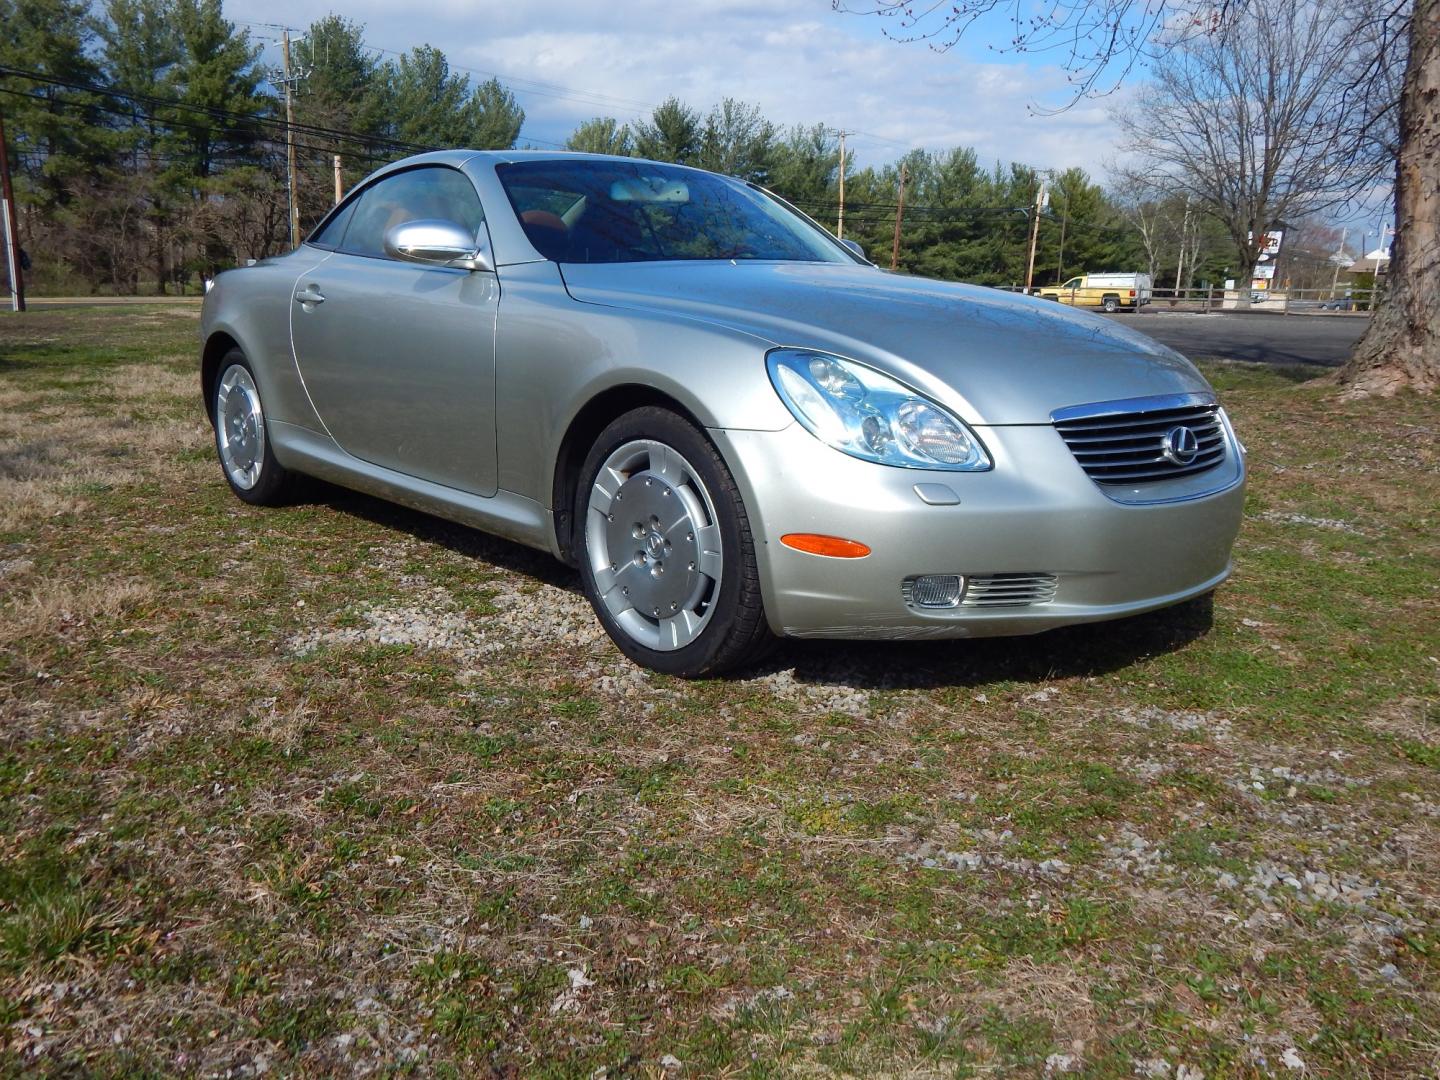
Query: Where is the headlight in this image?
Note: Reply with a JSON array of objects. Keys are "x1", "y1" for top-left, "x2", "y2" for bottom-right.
[{"x1": 766, "y1": 349, "x2": 991, "y2": 471}]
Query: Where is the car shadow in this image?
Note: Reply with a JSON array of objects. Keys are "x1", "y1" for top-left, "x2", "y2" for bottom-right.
[
  {"x1": 307, "y1": 481, "x2": 582, "y2": 593},
  {"x1": 755, "y1": 594, "x2": 1214, "y2": 691},
  {"x1": 303, "y1": 480, "x2": 1216, "y2": 691}
]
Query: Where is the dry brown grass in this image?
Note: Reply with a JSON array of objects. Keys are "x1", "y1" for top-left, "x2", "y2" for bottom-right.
[{"x1": 0, "y1": 578, "x2": 155, "y2": 649}]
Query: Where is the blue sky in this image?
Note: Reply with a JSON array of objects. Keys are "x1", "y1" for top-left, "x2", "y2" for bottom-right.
[{"x1": 233, "y1": 0, "x2": 1132, "y2": 177}]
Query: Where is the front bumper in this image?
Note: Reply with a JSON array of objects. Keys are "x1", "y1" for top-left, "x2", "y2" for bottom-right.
[{"x1": 711, "y1": 421, "x2": 1245, "y2": 640}]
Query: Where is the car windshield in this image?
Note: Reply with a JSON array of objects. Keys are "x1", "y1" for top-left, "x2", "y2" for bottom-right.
[{"x1": 496, "y1": 159, "x2": 855, "y2": 265}]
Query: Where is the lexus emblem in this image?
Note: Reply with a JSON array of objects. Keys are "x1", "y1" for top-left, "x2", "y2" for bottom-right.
[{"x1": 1162, "y1": 425, "x2": 1200, "y2": 466}]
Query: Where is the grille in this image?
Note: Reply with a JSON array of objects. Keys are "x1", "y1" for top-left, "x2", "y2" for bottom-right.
[
  {"x1": 1052, "y1": 397, "x2": 1226, "y2": 484},
  {"x1": 961, "y1": 573, "x2": 1057, "y2": 607}
]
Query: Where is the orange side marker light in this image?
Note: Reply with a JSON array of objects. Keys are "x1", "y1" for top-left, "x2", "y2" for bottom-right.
[{"x1": 780, "y1": 534, "x2": 872, "y2": 558}]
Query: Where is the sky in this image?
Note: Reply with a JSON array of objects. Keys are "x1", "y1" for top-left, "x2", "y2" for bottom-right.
[{"x1": 231, "y1": 0, "x2": 1135, "y2": 179}]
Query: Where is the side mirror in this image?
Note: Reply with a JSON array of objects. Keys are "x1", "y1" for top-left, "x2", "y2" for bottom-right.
[
  {"x1": 839, "y1": 237, "x2": 867, "y2": 261},
  {"x1": 383, "y1": 219, "x2": 493, "y2": 272}
]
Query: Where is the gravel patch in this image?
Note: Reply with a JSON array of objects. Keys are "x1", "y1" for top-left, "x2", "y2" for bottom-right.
[
  {"x1": 1258, "y1": 510, "x2": 1366, "y2": 534},
  {"x1": 289, "y1": 581, "x2": 607, "y2": 662},
  {"x1": 1116, "y1": 705, "x2": 1233, "y2": 740},
  {"x1": 748, "y1": 666, "x2": 872, "y2": 717}
]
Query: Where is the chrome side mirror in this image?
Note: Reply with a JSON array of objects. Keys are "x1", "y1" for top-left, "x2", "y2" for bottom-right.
[
  {"x1": 840, "y1": 237, "x2": 867, "y2": 261},
  {"x1": 383, "y1": 219, "x2": 493, "y2": 272}
]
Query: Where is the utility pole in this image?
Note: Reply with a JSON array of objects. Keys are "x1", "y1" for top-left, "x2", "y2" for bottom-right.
[
  {"x1": 333, "y1": 154, "x2": 343, "y2": 206},
  {"x1": 890, "y1": 163, "x2": 907, "y2": 270},
  {"x1": 835, "y1": 131, "x2": 849, "y2": 239},
  {"x1": 282, "y1": 29, "x2": 301, "y2": 248},
  {"x1": 0, "y1": 105, "x2": 25, "y2": 312},
  {"x1": 1023, "y1": 178, "x2": 1046, "y2": 293},
  {"x1": 1055, "y1": 191, "x2": 1068, "y2": 283}
]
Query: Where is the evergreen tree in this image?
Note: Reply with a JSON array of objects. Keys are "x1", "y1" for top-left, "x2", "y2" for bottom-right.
[
  {"x1": 0, "y1": 0, "x2": 110, "y2": 210},
  {"x1": 632, "y1": 97, "x2": 701, "y2": 164},
  {"x1": 96, "y1": 0, "x2": 181, "y2": 291},
  {"x1": 287, "y1": 17, "x2": 393, "y2": 227},
  {"x1": 163, "y1": 0, "x2": 267, "y2": 181},
  {"x1": 766, "y1": 124, "x2": 837, "y2": 206},
  {"x1": 696, "y1": 98, "x2": 775, "y2": 181},
  {"x1": 291, "y1": 15, "x2": 385, "y2": 144},
  {"x1": 162, "y1": 0, "x2": 268, "y2": 283},
  {"x1": 377, "y1": 49, "x2": 523, "y2": 150},
  {"x1": 566, "y1": 117, "x2": 633, "y2": 156},
  {"x1": 467, "y1": 77, "x2": 523, "y2": 149}
]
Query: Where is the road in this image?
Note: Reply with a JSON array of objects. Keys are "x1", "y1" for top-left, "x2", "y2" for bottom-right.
[{"x1": 1101, "y1": 310, "x2": 1368, "y2": 367}]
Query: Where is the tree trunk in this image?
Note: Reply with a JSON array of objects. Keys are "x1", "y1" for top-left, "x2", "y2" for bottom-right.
[{"x1": 1340, "y1": 0, "x2": 1439, "y2": 395}]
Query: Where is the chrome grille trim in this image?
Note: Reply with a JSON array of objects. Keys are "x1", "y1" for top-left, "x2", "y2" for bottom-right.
[
  {"x1": 961, "y1": 573, "x2": 1058, "y2": 607},
  {"x1": 1051, "y1": 393, "x2": 1227, "y2": 484}
]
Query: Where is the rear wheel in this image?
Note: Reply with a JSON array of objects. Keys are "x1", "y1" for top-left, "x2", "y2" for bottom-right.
[
  {"x1": 1102, "y1": 296, "x2": 1120, "y2": 313},
  {"x1": 575, "y1": 407, "x2": 772, "y2": 676},
  {"x1": 212, "y1": 349, "x2": 295, "y2": 506}
]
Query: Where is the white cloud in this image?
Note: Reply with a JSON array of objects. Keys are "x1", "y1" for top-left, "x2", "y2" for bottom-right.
[{"x1": 236, "y1": 0, "x2": 1132, "y2": 177}]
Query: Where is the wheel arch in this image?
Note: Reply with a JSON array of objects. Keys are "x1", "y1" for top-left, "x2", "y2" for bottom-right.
[
  {"x1": 550, "y1": 384, "x2": 711, "y2": 565},
  {"x1": 201, "y1": 330, "x2": 242, "y2": 421}
]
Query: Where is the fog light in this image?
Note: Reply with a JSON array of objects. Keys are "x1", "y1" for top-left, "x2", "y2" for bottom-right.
[{"x1": 904, "y1": 574, "x2": 964, "y2": 608}]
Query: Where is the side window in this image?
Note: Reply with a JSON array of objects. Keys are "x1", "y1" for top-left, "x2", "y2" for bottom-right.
[
  {"x1": 341, "y1": 166, "x2": 486, "y2": 260},
  {"x1": 306, "y1": 198, "x2": 357, "y2": 249}
]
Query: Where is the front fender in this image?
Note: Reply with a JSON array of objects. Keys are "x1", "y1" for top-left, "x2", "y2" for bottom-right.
[
  {"x1": 200, "y1": 250, "x2": 329, "y2": 435},
  {"x1": 493, "y1": 261, "x2": 792, "y2": 507}
]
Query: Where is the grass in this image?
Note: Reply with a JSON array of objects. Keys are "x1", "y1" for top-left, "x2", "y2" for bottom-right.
[{"x1": 1, "y1": 307, "x2": 1437, "y2": 1076}]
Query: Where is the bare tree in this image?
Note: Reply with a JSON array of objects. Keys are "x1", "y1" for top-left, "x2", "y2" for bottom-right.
[
  {"x1": 1120, "y1": 3, "x2": 1388, "y2": 300},
  {"x1": 835, "y1": 0, "x2": 1433, "y2": 394},
  {"x1": 1113, "y1": 187, "x2": 1168, "y2": 283}
]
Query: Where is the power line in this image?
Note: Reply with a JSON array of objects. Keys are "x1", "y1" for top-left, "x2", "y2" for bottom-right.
[
  {"x1": 0, "y1": 65, "x2": 439, "y2": 154},
  {"x1": 2, "y1": 63, "x2": 566, "y2": 154},
  {"x1": 0, "y1": 85, "x2": 402, "y2": 167},
  {"x1": 0, "y1": 66, "x2": 1143, "y2": 243}
]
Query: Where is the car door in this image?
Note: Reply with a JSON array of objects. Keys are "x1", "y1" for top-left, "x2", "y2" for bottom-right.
[{"x1": 290, "y1": 164, "x2": 499, "y2": 496}]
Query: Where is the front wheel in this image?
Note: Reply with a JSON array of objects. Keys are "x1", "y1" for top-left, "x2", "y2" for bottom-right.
[
  {"x1": 212, "y1": 349, "x2": 296, "y2": 506},
  {"x1": 575, "y1": 407, "x2": 772, "y2": 677}
]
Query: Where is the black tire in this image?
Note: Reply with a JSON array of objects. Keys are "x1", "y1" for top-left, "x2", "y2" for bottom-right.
[
  {"x1": 1102, "y1": 296, "x2": 1120, "y2": 313},
  {"x1": 574, "y1": 407, "x2": 773, "y2": 677},
  {"x1": 211, "y1": 348, "x2": 296, "y2": 506}
]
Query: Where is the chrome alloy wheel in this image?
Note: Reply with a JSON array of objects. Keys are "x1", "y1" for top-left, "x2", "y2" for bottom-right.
[
  {"x1": 585, "y1": 439, "x2": 724, "y2": 651},
  {"x1": 216, "y1": 364, "x2": 265, "y2": 491}
]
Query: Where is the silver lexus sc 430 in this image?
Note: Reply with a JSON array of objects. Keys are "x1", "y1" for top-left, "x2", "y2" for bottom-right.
[{"x1": 200, "y1": 150, "x2": 1245, "y2": 676}]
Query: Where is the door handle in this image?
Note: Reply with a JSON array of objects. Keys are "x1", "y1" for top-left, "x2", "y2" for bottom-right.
[{"x1": 295, "y1": 284, "x2": 325, "y2": 306}]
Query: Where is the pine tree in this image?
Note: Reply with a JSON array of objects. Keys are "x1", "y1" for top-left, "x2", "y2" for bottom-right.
[
  {"x1": 632, "y1": 98, "x2": 701, "y2": 164},
  {"x1": 566, "y1": 117, "x2": 633, "y2": 156}
]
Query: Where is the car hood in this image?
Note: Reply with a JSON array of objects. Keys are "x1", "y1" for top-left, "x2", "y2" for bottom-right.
[{"x1": 558, "y1": 261, "x2": 1209, "y2": 424}]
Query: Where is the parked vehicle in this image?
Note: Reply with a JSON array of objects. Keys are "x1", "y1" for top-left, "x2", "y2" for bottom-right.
[
  {"x1": 1040, "y1": 272, "x2": 1153, "y2": 312},
  {"x1": 201, "y1": 151, "x2": 1245, "y2": 676}
]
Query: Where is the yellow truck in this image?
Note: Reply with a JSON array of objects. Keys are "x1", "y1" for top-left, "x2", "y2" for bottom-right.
[{"x1": 1040, "y1": 272, "x2": 1152, "y2": 313}]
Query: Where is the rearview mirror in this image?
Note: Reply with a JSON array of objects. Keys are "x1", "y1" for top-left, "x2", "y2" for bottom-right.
[
  {"x1": 384, "y1": 219, "x2": 493, "y2": 272},
  {"x1": 610, "y1": 177, "x2": 689, "y2": 204}
]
